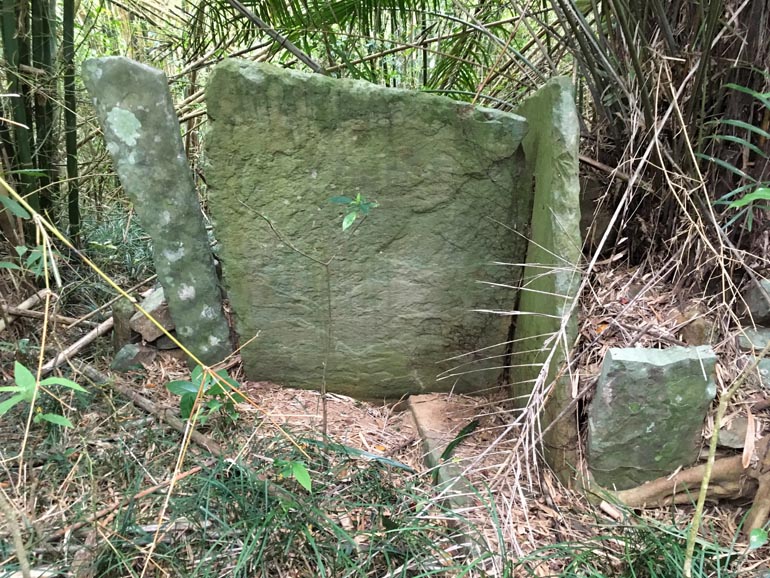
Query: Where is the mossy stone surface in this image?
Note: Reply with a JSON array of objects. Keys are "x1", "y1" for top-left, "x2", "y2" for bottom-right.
[
  {"x1": 587, "y1": 346, "x2": 717, "y2": 490},
  {"x1": 205, "y1": 60, "x2": 531, "y2": 399},
  {"x1": 509, "y1": 78, "x2": 582, "y2": 480},
  {"x1": 82, "y1": 57, "x2": 232, "y2": 365}
]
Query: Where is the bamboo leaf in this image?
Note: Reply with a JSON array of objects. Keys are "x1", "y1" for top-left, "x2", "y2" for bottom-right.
[
  {"x1": 727, "y1": 188, "x2": 770, "y2": 209},
  {"x1": 0, "y1": 195, "x2": 30, "y2": 219},
  {"x1": 725, "y1": 83, "x2": 770, "y2": 110},
  {"x1": 717, "y1": 119, "x2": 770, "y2": 140},
  {"x1": 705, "y1": 134, "x2": 768, "y2": 158},
  {"x1": 37, "y1": 413, "x2": 74, "y2": 427},
  {"x1": 291, "y1": 461, "x2": 312, "y2": 492}
]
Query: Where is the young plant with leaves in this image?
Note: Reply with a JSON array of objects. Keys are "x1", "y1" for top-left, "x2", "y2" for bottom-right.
[
  {"x1": 330, "y1": 193, "x2": 379, "y2": 231},
  {"x1": 0, "y1": 362, "x2": 87, "y2": 427},
  {"x1": 166, "y1": 365, "x2": 246, "y2": 426}
]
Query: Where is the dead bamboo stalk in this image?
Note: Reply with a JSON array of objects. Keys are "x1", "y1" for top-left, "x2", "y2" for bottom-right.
[
  {"x1": 1, "y1": 306, "x2": 96, "y2": 327},
  {"x1": 0, "y1": 289, "x2": 50, "y2": 333},
  {"x1": 40, "y1": 317, "x2": 114, "y2": 375}
]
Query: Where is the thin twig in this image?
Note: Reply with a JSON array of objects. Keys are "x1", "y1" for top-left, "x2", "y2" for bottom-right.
[
  {"x1": 47, "y1": 465, "x2": 203, "y2": 541},
  {"x1": 0, "y1": 488, "x2": 31, "y2": 578},
  {"x1": 40, "y1": 317, "x2": 114, "y2": 375},
  {"x1": 225, "y1": 0, "x2": 325, "y2": 74}
]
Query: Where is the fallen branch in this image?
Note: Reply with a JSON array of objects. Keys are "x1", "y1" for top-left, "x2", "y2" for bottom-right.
[
  {"x1": 40, "y1": 317, "x2": 114, "y2": 375},
  {"x1": 611, "y1": 454, "x2": 754, "y2": 506},
  {"x1": 0, "y1": 289, "x2": 50, "y2": 333},
  {"x1": 1, "y1": 306, "x2": 96, "y2": 327},
  {"x1": 608, "y1": 435, "x2": 770, "y2": 536},
  {"x1": 72, "y1": 360, "x2": 222, "y2": 456}
]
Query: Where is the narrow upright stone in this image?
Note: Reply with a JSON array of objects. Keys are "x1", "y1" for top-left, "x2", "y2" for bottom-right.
[
  {"x1": 510, "y1": 78, "x2": 582, "y2": 483},
  {"x1": 588, "y1": 346, "x2": 717, "y2": 490},
  {"x1": 82, "y1": 57, "x2": 231, "y2": 365}
]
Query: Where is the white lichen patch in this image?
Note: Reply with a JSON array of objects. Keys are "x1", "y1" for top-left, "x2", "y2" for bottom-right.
[
  {"x1": 106, "y1": 107, "x2": 142, "y2": 146},
  {"x1": 162, "y1": 245, "x2": 185, "y2": 262},
  {"x1": 201, "y1": 306, "x2": 216, "y2": 319},
  {"x1": 645, "y1": 422, "x2": 656, "y2": 433},
  {"x1": 208, "y1": 335, "x2": 222, "y2": 347},
  {"x1": 179, "y1": 284, "x2": 196, "y2": 301},
  {"x1": 159, "y1": 211, "x2": 171, "y2": 226}
]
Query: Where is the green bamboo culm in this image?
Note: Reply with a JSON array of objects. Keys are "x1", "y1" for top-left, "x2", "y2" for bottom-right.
[
  {"x1": 31, "y1": 0, "x2": 56, "y2": 216},
  {"x1": 63, "y1": 0, "x2": 80, "y2": 243},
  {"x1": 1, "y1": 0, "x2": 39, "y2": 215}
]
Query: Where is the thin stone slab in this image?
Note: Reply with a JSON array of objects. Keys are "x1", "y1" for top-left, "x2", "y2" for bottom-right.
[
  {"x1": 129, "y1": 286, "x2": 174, "y2": 342},
  {"x1": 738, "y1": 327, "x2": 770, "y2": 351},
  {"x1": 509, "y1": 78, "x2": 582, "y2": 481},
  {"x1": 742, "y1": 278, "x2": 770, "y2": 324},
  {"x1": 588, "y1": 346, "x2": 717, "y2": 490},
  {"x1": 82, "y1": 57, "x2": 231, "y2": 365},
  {"x1": 205, "y1": 60, "x2": 530, "y2": 399}
]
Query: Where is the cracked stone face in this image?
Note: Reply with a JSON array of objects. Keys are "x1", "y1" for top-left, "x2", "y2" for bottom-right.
[{"x1": 205, "y1": 60, "x2": 533, "y2": 399}]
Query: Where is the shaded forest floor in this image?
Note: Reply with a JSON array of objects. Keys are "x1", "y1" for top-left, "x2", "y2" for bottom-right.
[{"x1": 2, "y1": 239, "x2": 770, "y2": 576}]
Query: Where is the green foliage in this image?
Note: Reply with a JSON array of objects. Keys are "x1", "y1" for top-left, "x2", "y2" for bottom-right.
[
  {"x1": 703, "y1": 80, "x2": 770, "y2": 232},
  {"x1": 749, "y1": 527, "x2": 768, "y2": 550},
  {"x1": 91, "y1": 437, "x2": 495, "y2": 577},
  {"x1": 166, "y1": 366, "x2": 246, "y2": 426},
  {"x1": 0, "y1": 361, "x2": 86, "y2": 427},
  {"x1": 0, "y1": 194, "x2": 30, "y2": 219},
  {"x1": 14, "y1": 244, "x2": 46, "y2": 277},
  {"x1": 434, "y1": 418, "x2": 479, "y2": 484},
  {"x1": 330, "y1": 193, "x2": 379, "y2": 231},
  {"x1": 276, "y1": 459, "x2": 312, "y2": 492},
  {"x1": 512, "y1": 513, "x2": 743, "y2": 577},
  {"x1": 80, "y1": 207, "x2": 154, "y2": 284}
]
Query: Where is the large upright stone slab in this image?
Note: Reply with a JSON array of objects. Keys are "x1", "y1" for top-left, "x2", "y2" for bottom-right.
[
  {"x1": 82, "y1": 57, "x2": 232, "y2": 366},
  {"x1": 205, "y1": 60, "x2": 531, "y2": 399},
  {"x1": 588, "y1": 346, "x2": 717, "y2": 490}
]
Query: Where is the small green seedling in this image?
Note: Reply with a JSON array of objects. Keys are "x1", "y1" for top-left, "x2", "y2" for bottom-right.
[
  {"x1": 166, "y1": 365, "x2": 245, "y2": 426},
  {"x1": 275, "y1": 459, "x2": 312, "y2": 492},
  {"x1": 14, "y1": 244, "x2": 46, "y2": 277},
  {"x1": 0, "y1": 361, "x2": 87, "y2": 427},
  {"x1": 330, "y1": 193, "x2": 379, "y2": 231}
]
